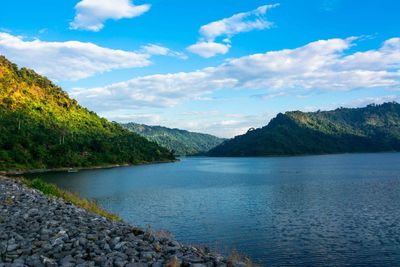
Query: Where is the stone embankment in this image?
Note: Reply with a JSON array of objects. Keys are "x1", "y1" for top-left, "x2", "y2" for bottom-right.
[{"x1": 0, "y1": 176, "x2": 239, "y2": 267}]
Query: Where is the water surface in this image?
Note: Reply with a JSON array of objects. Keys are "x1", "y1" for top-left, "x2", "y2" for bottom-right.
[{"x1": 36, "y1": 153, "x2": 400, "y2": 266}]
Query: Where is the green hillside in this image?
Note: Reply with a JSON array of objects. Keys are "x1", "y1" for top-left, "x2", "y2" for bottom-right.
[
  {"x1": 0, "y1": 56, "x2": 174, "y2": 170},
  {"x1": 208, "y1": 103, "x2": 400, "y2": 156},
  {"x1": 121, "y1": 123, "x2": 224, "y2": 156}
]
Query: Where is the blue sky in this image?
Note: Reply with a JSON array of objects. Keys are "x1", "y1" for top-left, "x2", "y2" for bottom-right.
[{"x1": 1, "y1": 0, "x2": 399, "y2": 137}]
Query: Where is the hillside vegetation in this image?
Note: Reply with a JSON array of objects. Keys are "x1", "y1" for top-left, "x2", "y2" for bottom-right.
[
  {"x1": 122, "y1": 123, "x2": 224, "y2": 156},
  {"x1": 0, "y1": 56, "x2": 174, "y2": 170},
  {"x1": 208, "y1": 103, "x2": 400, "y2": 156}
]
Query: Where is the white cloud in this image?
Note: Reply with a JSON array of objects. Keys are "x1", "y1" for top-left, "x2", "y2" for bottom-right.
[
  {"x1": 187, "y1": 4, "x2": 278, "y2": 57},
  {"x1": 200, "y1": 4, "x2": 278, "y2": 41},
  {"x1": 174, "y1": 112, "x2": 273, "y2": 138},
  {"x1": 295, "y1": 95, "x2": 400, "y2": 114},
  {"x1": 105, "y1": 110, "x2": 270, "y2": 138},
  {"x1": 72, "y1": 37, "x2": 400, "y2": 113},
  {"x1": 90, "y1": 105, "x2": 269, "y2": 137},
  {"x1": 342, "y1": 95, "x2": 400, "y2": 108},
  {"x1": 141, "y1": 44, "x2": 170, "y2": 55},
  {"x1": 141, "y1": 44, "x2": 187, "y2": 59},
  {"x1": 103, "y1": 112, "x2": 162, "y2": 124},
  {"x1": 339, "y1": 38, "x2": 400, "y2": 71},
  {"x1": 187, "y1": 41, "x2": 231, "y2": 58},
  {"x1": 252, "y1": 92, "x2": 286, "y2": 100},
  {"x1": 0, "y1": 32, "x2": 151, "y2": 80},
  {"x1": 70, "y1": 0, "x2": 150, "y2": 32},
  {"x1": 71, "y1": 70, "x2": 238, "y2": 109}
]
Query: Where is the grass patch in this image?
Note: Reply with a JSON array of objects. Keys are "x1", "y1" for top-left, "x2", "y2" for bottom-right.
[
  {"x1": 22, "y1": 177, "x2": 121, "y2": 221},
  {"x1": 227, "y1": 250, "x2": 261, "y2": 267}
]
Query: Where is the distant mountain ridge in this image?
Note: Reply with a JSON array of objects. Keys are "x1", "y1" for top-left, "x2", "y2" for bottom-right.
[
  {"x1": 208, "y1": 103, "x2": 400, "y2": 156},
  {"x1": 121, "y1": 123, "x2": 224, "y2": 156},
  {"x1": 0, "y1": 56, "x2": 174, "y2": 170}
]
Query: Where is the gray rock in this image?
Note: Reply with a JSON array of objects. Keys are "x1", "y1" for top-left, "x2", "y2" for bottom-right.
[
  {"x1": 10, "y1": 258, "x2": 25, "y2": 267},
  {"x1": 115, "y1": 241, "x2": 127, "y2": 250},
  {"x1": 28, "y1": 208, "x2": 39, "y2": 216},
  {"x1": 41, "y1": 255, "x2": 57, "y2": 267},
  {"x1": 78, "y1": 237, "x2": 87, "y2": 246},
  {"x1": 60, "y1": 255, "x2": 75, "y2": 265},
  {"x1": 126, "y1": 263, "x2": 148, "y2": 267},
  {"x1": 52, "y1": 237, "x2": 64, "y2": 246},
  {"x1": 165, "y1": 245, "x2": 180, "y2": 253},
  {"x1": 169, "y1": 240, "x2": 181, "y2": 247},
  {"x1": 184, "y1": 256, "x2": 204, "y2": 263},
  {"x1": 114, "y1": 260, "x2": 128, "y2": 267},
  {"x1": 151, "y1": 260, "x2": 164, "y2": 267},
  {"x1": 141, "y1": 251, "x2": 156, "y2": 261},
  {"x1": 111, "y1": 236, "x2": 121, "y2": 245},
  {"x1": 86, "y1": 234, "x2": 97, "y2": 241},
  {"x1": 6, "y1": 243, "x2": 19, "y2": 252}
]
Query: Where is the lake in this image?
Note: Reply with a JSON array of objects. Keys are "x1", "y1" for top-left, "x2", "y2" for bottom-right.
[{"x1": 34, "y1": 153, "x2": 400, "y2": 266}]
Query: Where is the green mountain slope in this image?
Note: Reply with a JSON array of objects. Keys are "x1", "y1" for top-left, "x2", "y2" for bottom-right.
[
  {"x1": 0, "y1": 56, "x2": 174, "y2": 170},
  {"x1": 121, "y1": 123, "x2": 224, "y2": 156},
  {"x1": 208, "y1": 103, "x2": 400, "y2": 156}
]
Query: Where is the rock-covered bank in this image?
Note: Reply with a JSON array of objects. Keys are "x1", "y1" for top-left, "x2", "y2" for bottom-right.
[{"x1": 0, "y1": 176, "x2": 240, "y2": 267}]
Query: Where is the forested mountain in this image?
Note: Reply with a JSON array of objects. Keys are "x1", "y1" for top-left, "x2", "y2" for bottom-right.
[
  {"x1": 0, "y1": 56, "x2": 174, "y2": 170},
  {"x1": 121, "y1": 123, "x2": 224, "y2": 156},
  {"x1": 208, "y1": 103, "x2": 400, "y2": 156}
]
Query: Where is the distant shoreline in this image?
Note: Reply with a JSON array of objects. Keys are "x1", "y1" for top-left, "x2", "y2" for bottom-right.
[
  {"x1": 3, "y1": 151, "x2": 399, "y2": 175},
  {"x1": 206, "y1": 150, "x2": 400, "y2": 158},
  {"x1": 1, "y1": 159, "x2": 179, "y2": 175}
]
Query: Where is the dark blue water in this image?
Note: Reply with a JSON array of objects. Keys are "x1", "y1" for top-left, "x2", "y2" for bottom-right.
[{"x1": 36, "y1": 153, "x2": 400, "y2": 266}]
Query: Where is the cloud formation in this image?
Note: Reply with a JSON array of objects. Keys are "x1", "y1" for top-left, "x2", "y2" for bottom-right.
[
  {"x1": 200, "y1": 4, "x2": 278, "y2": 41},
  {"x1": 187, "y1": 41, "x2": 231, "y2": 58},
  {"x1": 343, "y1": 95, "x2": 400, "y2": 108},
  {"x1": 70, "y1": 0, "x2": 150, "y2": 32},
  {"x1": 171, "y1": 112, "x2": 272, "y2": 138},
  {"x1": 72, "y1": 71, "x2": 237, "y2": 108},
  {"x1": 100, "y1": 109, "x2": 271, "y2": 138},
  {"x1": 141, "y1": 44, "x2": 187, "y2": 59},
  {"x1": 187, "y1": 4, "x2": 278, "y2": 57},
  {"x1": 0, "y1": 32, "x2": 151, "y2": 80},
  {"x1": 72, "y1": 37, "x2": 400, "y2": 111}
]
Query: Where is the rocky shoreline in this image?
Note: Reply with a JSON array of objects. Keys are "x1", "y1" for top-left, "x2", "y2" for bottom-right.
[{"x1": 0, "y1": 176, "x2": 239, "y2": 267}]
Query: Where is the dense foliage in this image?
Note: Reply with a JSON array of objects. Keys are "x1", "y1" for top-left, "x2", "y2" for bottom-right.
[
  {"x1": 208, "y1": 103, "x2": 400, "y2": 156},
  {"x1": 122, "y1": 123, "x2": 224, "y2": 156},
  {"x1": 0, "y1": 56, "x2": 174, "y2": 170}
]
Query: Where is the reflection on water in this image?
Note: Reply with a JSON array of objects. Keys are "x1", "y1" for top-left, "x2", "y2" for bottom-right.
[{"x1": 36, "y1": 153, "x2": 400, "y2": 266}]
